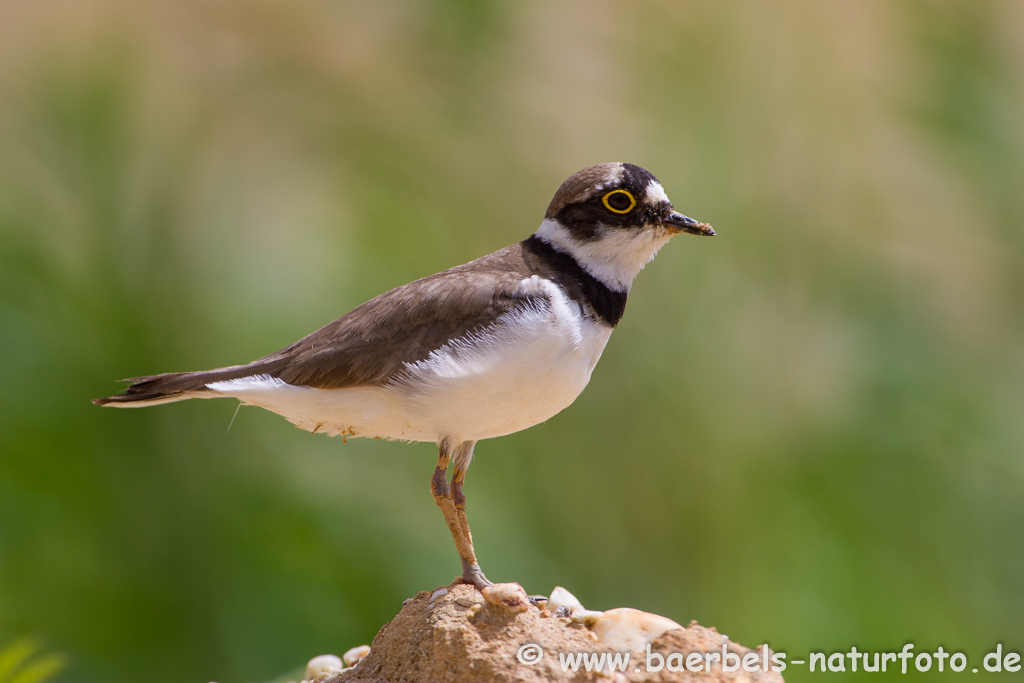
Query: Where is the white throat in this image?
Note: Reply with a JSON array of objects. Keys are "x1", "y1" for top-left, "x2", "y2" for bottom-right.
[{"x1": 534, "y1": 217, "x2": 673, "y2": 292}]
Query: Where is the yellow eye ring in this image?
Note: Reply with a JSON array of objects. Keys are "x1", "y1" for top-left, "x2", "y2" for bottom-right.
[{"x1": 601, "y1": 189, "x2": 636, "y2": 214}]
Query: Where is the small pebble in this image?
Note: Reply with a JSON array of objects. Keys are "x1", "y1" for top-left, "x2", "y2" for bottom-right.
[
  {"x1": 571, "y1": 609, "x2": 605, "y2": 627},
  {"x1": 428, "y1": 587, "x2": 449, "y2": 608},
  {"x1": 342, "y1": 645, "x2": 371, "y2": 667},
  {"x1": 547, "y1": 586, "x2": 584, "y2": 616},
  {"x1": 590, "y1": 608, "x2": 683, "y2": 651},
  {"x1": 481, "y1": 582, "x2": 530, "y2": 613},
  {"x1": 304, "y1": 654, "x2": 343, "y2": 680}
]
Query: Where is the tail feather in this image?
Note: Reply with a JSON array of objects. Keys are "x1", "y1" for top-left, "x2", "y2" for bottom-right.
[{"x1": 93, "y1": 361, "x2": 283, "y2": 408}]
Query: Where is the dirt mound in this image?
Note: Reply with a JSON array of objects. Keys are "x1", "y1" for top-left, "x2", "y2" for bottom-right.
[{"x1": 306, "y1": 581, "x2": 785, "y2": 683}]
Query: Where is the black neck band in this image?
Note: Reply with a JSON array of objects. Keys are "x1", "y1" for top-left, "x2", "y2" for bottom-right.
[{"x1": 523, "y1": 235, "x2": 628, "y2": 327}]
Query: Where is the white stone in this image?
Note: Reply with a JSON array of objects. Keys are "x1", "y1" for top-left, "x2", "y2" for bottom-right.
[
  {"x1": 547, "y1": 586, "x2": 584, "y2": 616},
  {"x1": 481, "y1": 582, "x2": 530, "y2": 613},
  {"x1": 571, "y1": 609, "x2": 604, "y2": 627},
  {"x1": 342, "y1": 644, "x2": 371, "y2": 667},
  {"x1": 304, "y1": 654, "x2": 343, "y2": 680},
  {"x1": 590, "y1": 608, "x2": 683, "y2": 651},
  {"x1": 430, "y1": 587, "x2": 449, "y2": 602}
]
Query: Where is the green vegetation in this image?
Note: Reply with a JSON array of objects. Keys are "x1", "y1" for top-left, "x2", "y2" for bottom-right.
[{"x1": 0, "y1": 639, "x2": 63, "y2": 683}]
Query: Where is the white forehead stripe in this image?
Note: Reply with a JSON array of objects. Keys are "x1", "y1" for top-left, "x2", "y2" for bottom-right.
[
  {"x1": 645, "y1": 181, "x2": 670, "y2": 204},
  {"x1": 595, "y1": 165, "x2": 626, "y2": 193}
]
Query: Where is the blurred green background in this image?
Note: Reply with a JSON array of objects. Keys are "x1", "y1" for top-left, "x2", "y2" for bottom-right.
[{"x1": 1, "y1": 1, "x2": 1022, "y2": 681}]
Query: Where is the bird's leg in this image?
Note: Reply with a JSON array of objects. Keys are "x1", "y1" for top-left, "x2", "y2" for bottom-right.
[
  {"x1": 431, "y1": 440, "x2": 492, "y2": 590},
  {"x1": 450, "y1": 440, "x2": 491, "y2": 589},
  {"x1": 430, "y1": 445, "x2": 459, "y2": 543},
  {"x1": 452, "y1": 446, "x2": 491, "y2": 589}
]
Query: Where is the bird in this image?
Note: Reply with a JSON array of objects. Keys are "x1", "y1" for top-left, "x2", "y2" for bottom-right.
[{"x1": 94, "y1": 162, "x2": 714, "y2": 589}]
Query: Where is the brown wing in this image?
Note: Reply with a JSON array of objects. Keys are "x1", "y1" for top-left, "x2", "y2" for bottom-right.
[
  {"x1": 264, "y1": 250, "x2": 543, "y2": 389},
  {"x1": 94, "y1": 242, "x2": 555, "y2": 404}
]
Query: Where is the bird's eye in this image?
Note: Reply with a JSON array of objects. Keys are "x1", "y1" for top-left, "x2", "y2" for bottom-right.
[{"x1": 602, "y1": 189, "x2": 636, "y2": 214}]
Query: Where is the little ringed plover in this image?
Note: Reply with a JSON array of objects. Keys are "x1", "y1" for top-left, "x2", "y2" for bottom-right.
[{"x1": 94, "y1": 162, "x2": 714, "y2": 589}]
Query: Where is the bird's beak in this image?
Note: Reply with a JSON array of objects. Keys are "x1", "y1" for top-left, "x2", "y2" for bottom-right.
[{"x1": 663, "y1": 211, "x2": 715, "y2": 236}]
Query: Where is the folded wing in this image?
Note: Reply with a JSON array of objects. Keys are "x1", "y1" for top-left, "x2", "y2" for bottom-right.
[{"x1": 93, "y1": 244, "x2": 544, "y2": 406}]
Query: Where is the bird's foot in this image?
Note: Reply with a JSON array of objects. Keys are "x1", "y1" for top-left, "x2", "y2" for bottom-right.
[{"x1": 460, "y1": 562, "x2": 493, "y2": 591}]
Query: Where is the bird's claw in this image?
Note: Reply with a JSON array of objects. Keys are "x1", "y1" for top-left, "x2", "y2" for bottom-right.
[{"x1": 461, "y1": 562, "x2": 493, "y2": 591}]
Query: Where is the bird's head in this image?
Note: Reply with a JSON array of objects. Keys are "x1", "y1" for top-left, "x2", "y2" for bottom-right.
[{"x1": 535, "y1": 162, "x2": 713, "y2": 292}]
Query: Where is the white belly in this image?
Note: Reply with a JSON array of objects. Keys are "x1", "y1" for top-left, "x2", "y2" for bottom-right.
[{"x1": 207, "y1": 281, "x2": 614, "y2": 443}]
